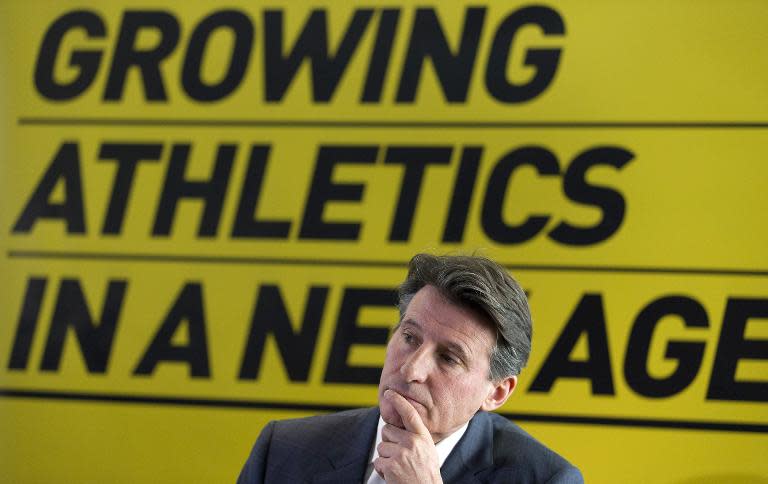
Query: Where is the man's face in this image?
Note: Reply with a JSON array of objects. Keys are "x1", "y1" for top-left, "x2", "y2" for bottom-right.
[{"x1": 378, "y1": 284, "x2": 498, "y2": 442}]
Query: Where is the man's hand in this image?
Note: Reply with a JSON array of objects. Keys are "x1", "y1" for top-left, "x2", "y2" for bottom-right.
[{"x1": 374, "y1": 389, "x2": 443, "y2": 484}]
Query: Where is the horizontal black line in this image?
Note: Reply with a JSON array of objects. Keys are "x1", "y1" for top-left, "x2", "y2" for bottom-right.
[
  {"x1": 494, "y1": 411, "x2": 768, "y2": 433},
  {"x1": 1, "y1": 388, "x2": 765, "y2": 433},
  {"x1": 0, "y1": 388, "x2": 353, "y2": 413},
  {"x1": 7, "y1": 250, "x2": 768, "y2": 277},
  {"x1": 17, "y1": 117, "x2": 768, "y2": 129},
  {"x1": 7, "y1": 250, "x2": 406, "y2": 268}
]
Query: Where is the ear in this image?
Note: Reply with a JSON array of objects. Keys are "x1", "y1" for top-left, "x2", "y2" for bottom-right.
[{"x1": 480, "y1": 376, "x2": 517, "y2": 411}]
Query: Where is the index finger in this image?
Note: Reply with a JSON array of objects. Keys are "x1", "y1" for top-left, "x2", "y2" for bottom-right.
[{"x1": 383, "y1": 389, "x2": 431, "y2": 437}]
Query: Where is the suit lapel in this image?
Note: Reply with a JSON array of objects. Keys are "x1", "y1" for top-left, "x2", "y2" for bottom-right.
[
  {"x1": 440, "y1": 412, "x2": 494, "y2": 483},
  {"x1": 313, "y1": 407, "x2": 380, "y2": 483}
]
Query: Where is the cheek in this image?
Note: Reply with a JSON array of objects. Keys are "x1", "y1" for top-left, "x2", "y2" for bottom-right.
[
  {"x1": 382, "y1": 343, "x2": 403, "y2": 372},
  {"x1": 379, "y1": 345, "x2": 403, "y2": 391},
  {"x1": 427, "y1": 381, "x2": 452, "y2": 412},
  {"x1": 443, "y1": 379, "x2": 488, "y2": 413},
  {"x1": 380, "y1": 355, "x2": 395, "y2": 378}
]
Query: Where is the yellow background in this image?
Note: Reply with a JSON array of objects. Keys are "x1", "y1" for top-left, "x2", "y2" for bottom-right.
[{"x1": 2, "y1": 1, "x2": 767, "y2": 483}]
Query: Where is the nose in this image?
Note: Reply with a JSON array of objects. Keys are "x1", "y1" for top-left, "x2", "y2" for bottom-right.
[{"x1": 400, "y1": 346, "x2": 432, "y2": 383}]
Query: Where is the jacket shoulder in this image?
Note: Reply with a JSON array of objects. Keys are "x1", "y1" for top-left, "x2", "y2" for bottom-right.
[
  {"x1": 482, "y1": 412, "x2": 583, "y2": 483},
  {"x1": 237, "y1": 407, "x2": 378, "y2": 483},
  {"x1": 269, "y1": 407, "x2": 375, "y2": 452}
]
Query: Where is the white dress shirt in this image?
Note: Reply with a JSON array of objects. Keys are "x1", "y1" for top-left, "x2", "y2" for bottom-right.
[{"x1": 363, "y1": 417, "x2": 469, "y2": 483}]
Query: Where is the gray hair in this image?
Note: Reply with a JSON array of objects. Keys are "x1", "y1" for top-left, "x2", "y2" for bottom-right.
[{"x1": 397, "y1": 253, "x2": 532, "y2": 381}]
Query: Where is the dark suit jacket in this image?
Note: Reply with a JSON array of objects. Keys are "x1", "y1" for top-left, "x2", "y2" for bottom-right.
[{"x1": 237, "y1": 408, "x2": 583, "y2": 483}]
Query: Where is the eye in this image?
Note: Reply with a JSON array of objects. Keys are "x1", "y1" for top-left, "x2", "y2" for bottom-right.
[
  {"x1": 402, "y1": 331, "x2": 416, "y2": 345},
  {"x1": 440, "y1": 353, "x2": 458, "y2": 365}
]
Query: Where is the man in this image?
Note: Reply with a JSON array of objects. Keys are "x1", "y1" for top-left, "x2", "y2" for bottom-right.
[{"x1": 238, "y1": 253, "x2": 583, "y2": 483}]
